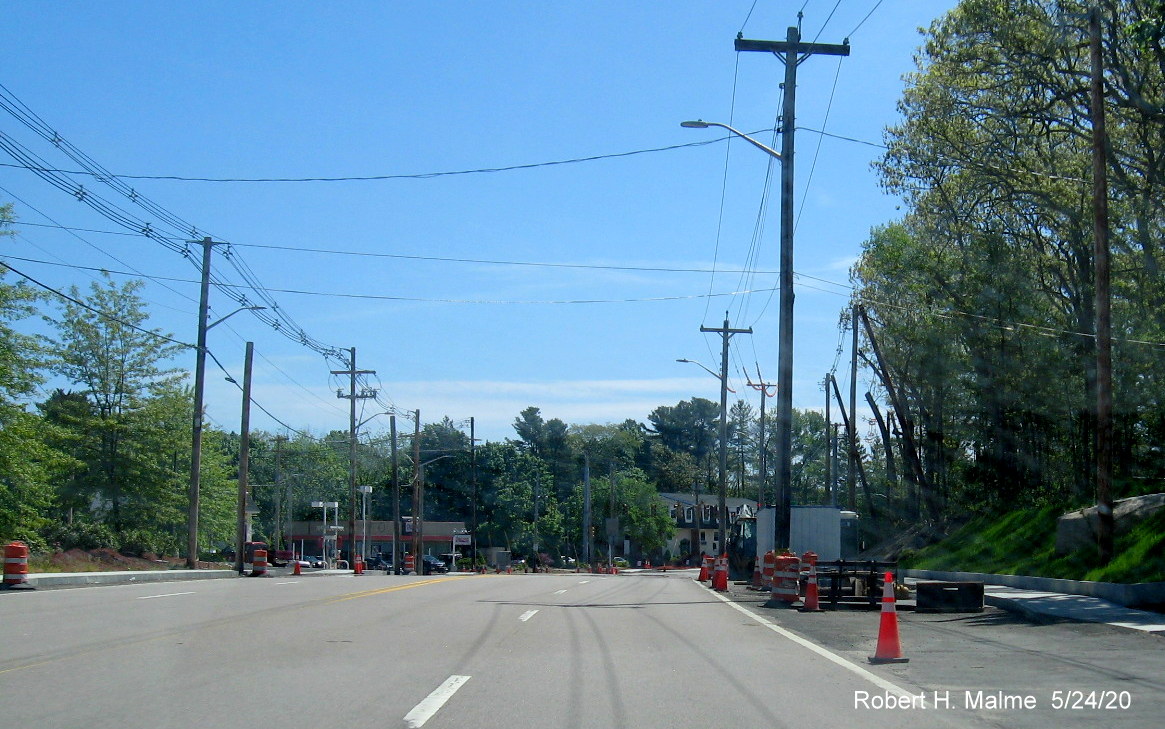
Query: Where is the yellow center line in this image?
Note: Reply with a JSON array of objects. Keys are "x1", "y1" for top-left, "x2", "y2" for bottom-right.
[{"x1": 323, "y1": 575, "x2": 474, "y2": 604}]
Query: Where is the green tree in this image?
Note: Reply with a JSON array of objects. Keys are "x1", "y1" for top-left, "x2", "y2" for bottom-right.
[
  {"x1": 0, "y1": 206, "x2": 72, "y2": 547},
  {"x1": 43, "y1": 275, "x2": 192, "y2": 545}
]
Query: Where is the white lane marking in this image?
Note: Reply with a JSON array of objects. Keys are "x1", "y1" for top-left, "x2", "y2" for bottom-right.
[
  {"x1": 404, "y1": 675, "x2": 471, "y2": 728},
  {"x1": 518, "y1": 610, "x2": 539, "y2": 622},
  {"x1": 275, "y1": 581, "x2": 300, "y2": 585},
  {"x1": 136, "y1": 592, "x2": 194, "y2": 600},
  {"x1": 553, "y1": 589, "x2": 567, "y2": 595},
  {"x1": 578, "y1": 580, "x2": 591, "y2": 584},
  {"x1": 710, "y1": 591, "x2": 914, "y2": 698}
]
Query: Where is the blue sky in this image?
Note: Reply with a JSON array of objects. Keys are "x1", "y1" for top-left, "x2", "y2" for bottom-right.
[{"x1": 1, "y1": 1, "x2": 957, "y2": 444}]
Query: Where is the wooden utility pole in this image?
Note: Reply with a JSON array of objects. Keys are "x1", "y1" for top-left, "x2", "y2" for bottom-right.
[
  {"x1": 858, "y1": 307, "x2": 932, "y2": 519},
  {"x1": 849, "y1": 306, "x2": 859, "y2": 511},
  {"x1": 824, "y1": 373, "x2": 833, "y2": 506},
  {"x1": 187, "y1": 236, "x2": 219, "y2": 569},
  {"x1": 583, "y1": 453, "x2": 592, "y2": 567},
  {"x1": 737, "y1": 22, "x2": 849, "y2": 550},
  {"x1": 332, "y1": 348, "x2": 376, "y2": 566},
  {"x1": 234, "y1": 341, "x2": 254, "y2": 574},
  {"x1": 411, "y1": 410, "x2": 421, "y2": 562},
  {"x1": 747, "y1": 368, "x2": 776, "y2": 507},
  {"x1": 390, "y1": 415, "x2": 400, "y2": 573},
  {"x1": 1089, "y1": 6, "x2": 1114, "y2": 564},
  {"x1": 830, "y1": 375, "x2": 875, "y2": 520},
  {"x1": 701, "y1": 315, "x2": 752, "y2": 553}
]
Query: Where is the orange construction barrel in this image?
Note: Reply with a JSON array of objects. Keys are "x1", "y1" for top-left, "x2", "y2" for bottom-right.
[{"x1": 3, "y1": 541, "x2": 31, "y2": 589}]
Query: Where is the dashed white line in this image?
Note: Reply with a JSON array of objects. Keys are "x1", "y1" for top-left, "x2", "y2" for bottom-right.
[
  {"x1": 136, "y1": 592, "x2": 194, "y2": 600},
  {"x1": 519, "y1": 609, "x2": 539, "y2": 622},
  {"x1": 553, "y1": 589, "x2": 568, "y2": 595},
  {"x1": 578, "y1": 580, "x2": 591, "y2": 584},
  {"x1": 404, "y1": 675, "x2": 471, "y2": 728}
]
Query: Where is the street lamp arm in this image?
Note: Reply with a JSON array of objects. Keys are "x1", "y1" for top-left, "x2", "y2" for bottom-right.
[
  {"x1": 356, "y1": 411, "x2": 390, "y2": 430},
  {"x1": 677, "y1": 357, "x2": 722, "y2": 381},
  {"x1": 206, "y1": 305, "x2": 267, "y2": 332},
  {"x1": 681, "y1": 120, "x2": 782, "y2": 161}
]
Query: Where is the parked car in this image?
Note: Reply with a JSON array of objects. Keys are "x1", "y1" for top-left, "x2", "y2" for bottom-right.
[
  {"x1": 291, "y1": 557, "x2": 312, "y2": 570},
  {"x1": 364, "y1": 554, "x2": 389, "y2": 570},
  {"x1": 422, "y1": 555, "x2": 448, "y2": 574},
  {"x1": 306, "y1": 555, "x2": 327, "y2": 568}
]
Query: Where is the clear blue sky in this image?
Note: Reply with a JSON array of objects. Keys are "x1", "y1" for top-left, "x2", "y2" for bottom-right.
[{"x1": 1, "y1": 1, "x2": 957, "y2": 444}]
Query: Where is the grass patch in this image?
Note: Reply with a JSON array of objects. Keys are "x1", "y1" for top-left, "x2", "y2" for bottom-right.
[{"x1": 902, "y1": 506, "x2": 1165, "y2": 584}]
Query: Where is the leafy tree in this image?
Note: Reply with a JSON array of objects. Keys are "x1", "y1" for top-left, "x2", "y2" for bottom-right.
[
  {"x1": 0, "y1": 207, "x2": 71, "y2": 547},
  {"x1": 43, "y1": 275, "x2": 191, "y2": 543}
]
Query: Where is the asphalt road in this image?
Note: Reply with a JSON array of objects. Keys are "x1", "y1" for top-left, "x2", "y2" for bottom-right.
[{"x1": 2, "y1": 571, "x2": 1162, "y2": 728}]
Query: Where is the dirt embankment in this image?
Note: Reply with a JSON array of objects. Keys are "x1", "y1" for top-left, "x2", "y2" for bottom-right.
[{"x1": 36, "y1": 548, "x2": 229, "y2": 572}]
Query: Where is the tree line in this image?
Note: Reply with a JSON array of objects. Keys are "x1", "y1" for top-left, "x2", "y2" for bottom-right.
[
  {"x1": 7, "y1": 1, "x2": 1164, "y2": 563},
  {"x1": 850, "y1": 0, "x2": 1165, "y2": 530},
  {"x1": 0, "y1": 231, "x2": 843, "y2": 561}
]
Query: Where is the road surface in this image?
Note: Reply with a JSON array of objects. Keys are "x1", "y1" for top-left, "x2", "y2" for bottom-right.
[{"x1": 1, "y1": 570, "x2": 1161, "y2": 728}]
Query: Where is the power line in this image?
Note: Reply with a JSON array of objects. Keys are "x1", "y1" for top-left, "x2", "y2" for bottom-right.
[
  {"x1": 0, "y1": 259, "x2": 193, "y2": 349},
  {"x1": 0, "y1": 138, "x2": 723, "y2": 184},
  {"x1": 847, "y1": 0, "x2": 886, "y2": 38}
]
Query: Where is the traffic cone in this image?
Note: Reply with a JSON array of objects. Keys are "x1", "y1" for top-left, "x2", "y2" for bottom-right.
[
  {"x1": 751, "y1": 563, "x2": 762, "y2": 589},
  {"x1": 868, "y1": 571, "x2": 909, "y2": 663},
  {"x1": 712, "y1": 554, "x2": 729, "y2": 591},
  {"x1": 293, "y1": 560, "x2": 301, "y2": 576},
  {"x1": 354, "y1": 559, "x2": 364, "y2": 575},
  {"x1": 798, "y1": 563, "x2": 824, "y2": 612},
  {"x1": 697, "y1": 555, "x2": 710, "y2": 582}
]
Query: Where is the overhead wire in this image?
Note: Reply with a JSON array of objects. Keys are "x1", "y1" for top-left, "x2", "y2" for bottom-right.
[
  {"x1": 847, "y1": 0, "x2": 886, "y2": 38},
  {"x1": 0, "y1": 83, "x2": 350, "y2": 368},
  {"x1": 0, "y1": 138, "x2": 724, "y2": 184}
]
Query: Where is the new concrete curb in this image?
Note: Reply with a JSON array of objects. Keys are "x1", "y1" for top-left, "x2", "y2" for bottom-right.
[
  {"x1": 903, "y1": 569, "x2": 1165, "y2": 608},
  {"x1": 14, "y1": 569, "x2": 239, "y2": 589}
]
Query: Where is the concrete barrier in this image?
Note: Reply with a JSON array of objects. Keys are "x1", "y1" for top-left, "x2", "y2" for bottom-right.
[{"x1": 903, "y1": 569, "x2": 1165, "y2": 609}]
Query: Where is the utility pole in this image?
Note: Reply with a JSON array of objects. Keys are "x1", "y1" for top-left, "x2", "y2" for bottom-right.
[
  {"x1": 234, "y1": 341, "x2": 254, "y2": 574},
  {"x1": 701, "y1": 314, "x2": 752, "y2": 554},
  {"x1": 332, "y1": 347, "x2": 376, "y2": 566},
  {"x1": 824, "y1": 373, "x2": 832, "y2": 506},
  {"x1": 608, "y1": 461, "x2": 617, "y2": 564},
  {"x1": 1089, "y1": 6, "x2": 1114, "y2": 564},
  {"x1": 390, "y1": 415, "x2": 400, "y2": 573},
  {"x1": 849, "y1": 306, "x2": 859, "y2": 511},
  {"x1": 411, "y1": 410, "x2": 422, "y2": 562},
  {"x1": 583, "y1": 453, "x2": 592, "y2": 568},
  {"x1": 747, "y1": 367, "x2": 776, "y2": 506},
  {"x1": 737, "y1": 19, "x2": 849, "y2": 551},
  {"x1": 187, "y1": 236, "x2": 221, "y2": 569},
  {"x1": 470, "y1": 417, "x2": 478, "y2": 568}
]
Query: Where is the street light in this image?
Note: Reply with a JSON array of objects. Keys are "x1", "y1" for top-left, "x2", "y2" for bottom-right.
[
  {"x1": 188, "y1": 302, "x2": 266, "y2": 569},
  {"x1": 682, "y1": 118, "x2": 793, "y2": 550},
  {"x1": 412, "y1": 454, "x2": 456, "y2": 562},
  {"x1": 311, "y1": 500, "x2": 339, "y2": 564},
  {"x1": 681, "y1": 120, "x2": 782, "y2": 160}
]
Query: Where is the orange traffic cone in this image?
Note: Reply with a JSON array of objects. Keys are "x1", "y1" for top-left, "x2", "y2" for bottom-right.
[
  {"x1": 798, "y1": 563, "x2": 824, "y2": 612},
  {"x1": 868, "y1": 572, "x2": 909, "y2": 663},
  {"x1": 697, "y1": 555, "x2": 710, "y2": 582},
  {"x1": 293, "y1": 560, "x2": 301, "y2": 576},
  {"x1": 354, "y1": 559, "x2": 364, "y2": 575},
  {"x1": 712, "y1": 554, "x2": 729, "y2": 591}
]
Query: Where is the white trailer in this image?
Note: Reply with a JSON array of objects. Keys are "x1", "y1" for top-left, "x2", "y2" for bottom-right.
[{"x1": 755, "y1": 506, "x2": 860, "y2": 562}]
